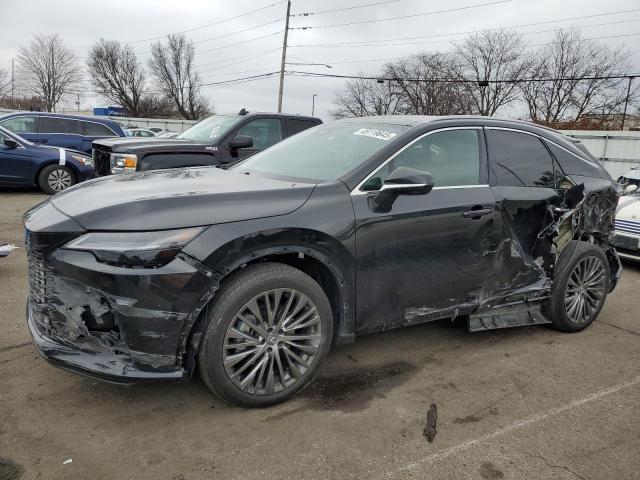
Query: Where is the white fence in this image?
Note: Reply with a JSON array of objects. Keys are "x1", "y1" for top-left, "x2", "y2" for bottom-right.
[
  {"x1": 561, "y1": 130, "x2": 640, "y2": 179},
  {"x1": 109, "y1": 116, "x2": 197, "y2": 133}
]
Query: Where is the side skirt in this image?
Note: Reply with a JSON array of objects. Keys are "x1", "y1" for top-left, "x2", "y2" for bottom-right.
[{"x1": 468, "y1": 303, "x2": 551, "y2": 332}]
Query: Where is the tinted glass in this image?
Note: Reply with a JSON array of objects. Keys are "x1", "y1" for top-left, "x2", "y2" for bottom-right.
[
  {"x1": 364, "y1": 129, "x2": 480, "y2": 190},
  {"x1": 178, "y1": 115, "x2": 240, "y2": 142},
  {"x1": 83, "y1": 121, "x2": 114, "y2": 136},
  {"x1": 1, "y1": 116, "x2": 37, "y2": 133},
  {"x1": 39, "y1": 117, "x2": 81, "y2": 134},
  {"x1": 236, "y1": 119, "x2": 282, "y2": 150},
  {"x1": 287, "y1": 118, "x2": 318, "y2": 136},
  {"x1": 544, "y1": 140, "x2": 606, "y2": 180},
  {"x1": 487, "y1": 130, "x2": 555, "y2": 187},
  {"x1": 233, "y1": 122, "x2": 410, "y2": 182}
]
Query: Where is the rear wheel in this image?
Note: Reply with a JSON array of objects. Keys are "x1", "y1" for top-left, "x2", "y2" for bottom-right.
[
  {"x1": 37, "y1": 164, "x2": 76, "y2": 195},
  {"x1": 198, "y1": 262, "x2": 333, "y2": 407},
  {"x1": 547, "y1": 241, "x2": 610, "y2": 332}
]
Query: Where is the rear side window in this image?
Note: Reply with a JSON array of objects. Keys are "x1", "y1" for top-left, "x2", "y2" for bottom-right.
[
  {"x1": 236, "y1": 119, "x2": 282, "y2": 150},
  {"x1": 487, "y1": 129, "x2": 555, "y2": 188},
  {"x1": 1, "y1": 116, "x2": 37, "y2": 133},
  {"x1": 543, "y1": 140, "x2": 607, "y2": 179},
  {"x1": 287, "y1": 119, "x2": 318, "y2": 136},
  {"x1": 83, "y1": 121, "x2": 114, "y2": 136},
  {"x1": 39, "y1": 117, "x2": 81, "y2": 135}
]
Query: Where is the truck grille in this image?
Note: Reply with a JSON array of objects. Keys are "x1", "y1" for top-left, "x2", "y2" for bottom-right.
[
  {"x1": 93, "y1": 146, "x2": 112, "y2": 176},
  {"x1": 615, "y1": 219, "x2": 640, "y2": 235}
]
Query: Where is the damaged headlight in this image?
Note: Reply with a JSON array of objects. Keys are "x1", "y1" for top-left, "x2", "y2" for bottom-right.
[
  {"x1": 63, "y1": 227, "x2": 204, "y2": 268},
  {"x1": 110, "y1": 153, "x2": 137, "y2": 174}
]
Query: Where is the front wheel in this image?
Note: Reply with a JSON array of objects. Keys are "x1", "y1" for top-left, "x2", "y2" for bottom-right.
[
  {"x1": 37, "y1": 164, "x2": 76, "y2": 195},
  {"x1": 547, "y1": 240, "x2": 610, "y2": 332},
  {"x1": 198, "y1": 262, "x2": 333, "y2": 407}
]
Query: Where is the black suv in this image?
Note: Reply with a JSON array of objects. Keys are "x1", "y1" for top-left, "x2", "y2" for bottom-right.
[
  {"x1": 92, "y1": 111, "x2": 321, "y2": 175},
  {"x1": 24, "y1": 116, "x2": 621, "y2": 407}
]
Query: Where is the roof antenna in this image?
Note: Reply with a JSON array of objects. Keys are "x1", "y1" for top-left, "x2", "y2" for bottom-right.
[{"x1": 238, "y1": 108, "x2": 249, "y2": 115}]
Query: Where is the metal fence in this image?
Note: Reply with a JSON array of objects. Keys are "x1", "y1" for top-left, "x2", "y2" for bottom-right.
[{"x1": 561, "y1": 130, "x2": 640, "y2": 179}]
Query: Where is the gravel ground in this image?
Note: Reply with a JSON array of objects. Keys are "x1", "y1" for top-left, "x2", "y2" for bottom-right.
[{"x1": 1, "y1": 189, "x2": 639, "y2": 480}]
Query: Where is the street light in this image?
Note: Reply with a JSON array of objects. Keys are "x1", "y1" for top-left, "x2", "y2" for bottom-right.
[{"x1": 312, "y1": 94, "x2": 318, "y2": 116}]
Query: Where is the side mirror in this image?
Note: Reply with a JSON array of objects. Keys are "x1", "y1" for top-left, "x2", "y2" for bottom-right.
[
  {"x1": 228, "y1": 135, "x2": 253, "y2": 150},
  {"x1": 371, "y1": 166, "x2": 434, "y2": 213},
  {"x1": 623, "y1": 184, "x2": 638, "y2": 195},
  {"x1": 3, "y1": 138, "x2": 18, "y2": 149}
]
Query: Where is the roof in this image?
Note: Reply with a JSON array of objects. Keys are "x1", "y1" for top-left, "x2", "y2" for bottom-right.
[
  {"x1": 335, "y1": 115, "x2": 564, "y2": 131},
  {"x1": 0, "y1": 111, "x2": 121, "y2": 125}
]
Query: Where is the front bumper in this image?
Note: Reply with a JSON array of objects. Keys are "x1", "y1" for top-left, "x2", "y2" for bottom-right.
[
  {"x1": 27, "y1": 301, "x2": 186, "y2": 383},
  {"x1": 614, "y1": 231, "x2": 640, "y2": 261}
]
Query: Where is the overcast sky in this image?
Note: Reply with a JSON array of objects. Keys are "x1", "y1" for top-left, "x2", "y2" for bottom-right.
[{"x1": 1, "y1": 0, "x2": 639, "y2": 121}]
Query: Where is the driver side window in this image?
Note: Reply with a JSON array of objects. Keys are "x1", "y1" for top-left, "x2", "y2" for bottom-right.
[
  {"x1": 236, "y1": 119, "x2": 282, "y2": 150},
  {"x1": 363, "y1": 129, "x2": 481, "y2": 190}
]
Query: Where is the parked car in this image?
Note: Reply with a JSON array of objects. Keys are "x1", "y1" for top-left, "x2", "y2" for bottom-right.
[
  {"x1": 92, "y1": 111, "x2": 322, "y2": 176},
  {"x1": 0, "y1": 126, "x2": 94, "y2": 194},
  {"x1": 0, "y1": 112, "x2": 126, "y2": 154},
  {"x1": 614, "y1": 168, "x2": 640, "y2": 261},
  {"x1": 24, "y1": 116, "x2": 621, "y2": 407},
  {"x1": 126, "y1": 128, "x2": 157, "y2": 138}
]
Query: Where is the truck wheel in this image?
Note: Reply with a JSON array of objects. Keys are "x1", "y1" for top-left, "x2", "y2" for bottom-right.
[
  {"x1": 38, "y1": 165, "x2": 76, "y2": 195},
  {"x1": 547, "y1": 241, "x2": 610, "y2": 332},
  {"x1": 198, "y1": 262, "x2": 333, "y2": 407}
]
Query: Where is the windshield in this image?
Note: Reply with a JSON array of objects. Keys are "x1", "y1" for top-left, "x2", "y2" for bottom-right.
[
  {"x1": 178, "y1": 115, "x2": 240, "y2": 142},
  {"x1": 232, "y1": 121, "x2": 410, "y2": 182}
]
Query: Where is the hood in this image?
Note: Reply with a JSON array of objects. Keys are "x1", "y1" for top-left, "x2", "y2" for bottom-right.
[
  {"x1": 616, "y1": 194, "x2": 640, "y2": 220},
  {"x1": 51, "y1": 167, "x2": 315, "y2": 231},
  {"x1": 93, "y1": 136, "x2": 206, "y2": 153}
]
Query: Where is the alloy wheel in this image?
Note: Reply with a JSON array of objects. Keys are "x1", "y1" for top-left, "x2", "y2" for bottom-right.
[
  {"x1": 47, "y1": 168, "x2": 72, "y2": 192},
  {"x1": 222, "y1": 288, "x2": 322, "y2": 395},
  {"x1": 564, "y1": 255, "x2": 607, "y2": 324}
]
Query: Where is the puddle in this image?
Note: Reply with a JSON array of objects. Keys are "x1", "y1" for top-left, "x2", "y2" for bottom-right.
[
  {"x1": 264, "y1": 361, "x2": 418, "y2": 420},
  {"x1": 0, "y1": 459, "x2": 23, "y2": 480}
]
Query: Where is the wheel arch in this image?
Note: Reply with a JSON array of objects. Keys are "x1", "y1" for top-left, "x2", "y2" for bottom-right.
[{"x1": 33, "y1": 158, "x2": 78, "y2": 186}]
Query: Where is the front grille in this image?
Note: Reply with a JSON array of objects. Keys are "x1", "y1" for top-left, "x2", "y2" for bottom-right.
[
  {"x1": 615, "y1": 219, "x2": 640, "y2": 235},
  {"x1": 93, "y1": 146, "x2": 112, "y2": 176}
]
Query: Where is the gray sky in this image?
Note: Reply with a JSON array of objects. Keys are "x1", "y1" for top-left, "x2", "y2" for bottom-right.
[{"x1": 1, "y1": 0, "x2": 640, "y2": 120}]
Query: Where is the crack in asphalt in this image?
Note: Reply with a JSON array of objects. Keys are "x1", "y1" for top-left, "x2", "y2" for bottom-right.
[
  {"x1": 595, "y1": 320, "x2": 640, "y2": 338},
  {"x1": 0, "y1": 341, "x2": 31, "y2": 354},
  {"x1": 534, "y1": 453, "x2": 588, "y2": 480}
]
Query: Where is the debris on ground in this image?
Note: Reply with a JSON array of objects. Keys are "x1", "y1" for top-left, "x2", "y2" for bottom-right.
[
  {"x1": 62, "y1": 459, "x2": 72, "y2": 465},
  {"x1": 424, "y1": 403, "x2": 438, "y2": 442},
  {"x1": 0, "y1": 244, "x2": 17, "y2": 258}
]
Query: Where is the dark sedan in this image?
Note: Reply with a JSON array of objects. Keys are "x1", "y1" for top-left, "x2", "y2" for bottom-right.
[
  {"x1": 0, "y1": 126, "x2": 95, "y2": 194},
  {"x1": 23, "y1": 116, "x2": 621, "y2": 407}
]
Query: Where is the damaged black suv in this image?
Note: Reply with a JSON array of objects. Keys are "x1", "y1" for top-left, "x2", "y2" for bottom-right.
[{"x1": 24, "y1": 116, "x2": 621, "y2": 407}]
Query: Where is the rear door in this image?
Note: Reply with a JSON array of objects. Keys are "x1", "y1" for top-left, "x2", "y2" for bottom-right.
[
  {"x1": 483, "y1": 127, "x2": 565, "y2": 301},
  {"x1": 81, "y1": 121, "x2": 118, "y2": 154},
  {"x1": 285, "y1": 118, "x2": 319, "y2": 138},
  {"x1": 0, "y1": 115, "x2": 39, "y2": 143},
  {"x1": 352, "y1": 127, "x2": 496, "y2": 332},
  {"x1": 38, "y1": 116, "x2": 83, "y2": 150},
  {"x1": 0, "y1": 131, "x2": 33, "y2": 184}
]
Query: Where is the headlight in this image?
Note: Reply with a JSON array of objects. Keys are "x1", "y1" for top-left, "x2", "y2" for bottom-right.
[
  {"x1": 71, "y1": 154, "x2": 93, "y2": 167},
  {"x1": 110, "y1": 153, "x2": 137, "y2": 174},
  {"x1": 63, "y1": 227, "x2": 204, "y2": 268}
]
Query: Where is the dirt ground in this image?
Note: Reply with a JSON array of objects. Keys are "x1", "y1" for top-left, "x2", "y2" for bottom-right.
[{"x1": 1, "y1": 189, "x2": 639, "y2": 480}]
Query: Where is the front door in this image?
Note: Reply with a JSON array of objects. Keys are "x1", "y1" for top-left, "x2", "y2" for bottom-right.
[
  {"x1": 352, "y1": 127, "x2": 496, "y2": 333},
  {"x1": 226, "y1": 118, "x2": 284, "y2": 162},
  {"x1": 0, "y1": 132, "x2": 33, "y2": 183}
]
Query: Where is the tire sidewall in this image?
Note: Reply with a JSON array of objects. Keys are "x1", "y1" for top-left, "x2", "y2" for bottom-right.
[
  {"x1": 38, "y1": 164, "x2": 76, "y2": 195},
  {"x1": 200, "y1": 264, "x2": 333, "y2": 407},
  {"x1": 550, "y1": 242, "x2": 610, "y2": 332}
]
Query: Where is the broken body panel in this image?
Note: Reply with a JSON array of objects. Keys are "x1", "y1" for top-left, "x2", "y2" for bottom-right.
[{"x1": 23, "y1": 116, "x2": 621, "y2": 383}]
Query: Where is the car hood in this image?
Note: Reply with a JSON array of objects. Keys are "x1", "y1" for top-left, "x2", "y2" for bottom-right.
[
  {"x1": 51, "y1": 167, "x2": 316, "y2": 231},
  {"x1": 616, "y1": 194, "x2": 640, "y2": 221},
  {"x1": 93, "y1": 137, "x2": 209, "y2": 153}
]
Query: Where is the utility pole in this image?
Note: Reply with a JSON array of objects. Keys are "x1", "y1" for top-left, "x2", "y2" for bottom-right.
[
  {"x1": 621, "y1": 76, "x2": 635, "y2": 131},
  {"x1": 277, "y1": 0, "x2": 291, "y2": 113}
]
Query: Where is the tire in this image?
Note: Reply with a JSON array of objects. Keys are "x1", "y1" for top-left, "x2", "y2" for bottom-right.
[
  {"x1": 37, "y1": 164, "x2": 76, "y2": 195},
  {"x1": 546, "y1": 240, "x2": 610, "y2": 332},
  {"x1": 198, "y1": 262, "x2": 333, "y2": 407}
]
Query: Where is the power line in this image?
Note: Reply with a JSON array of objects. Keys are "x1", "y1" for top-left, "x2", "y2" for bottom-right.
[
  {"x1": 290, "y1": 11, "x2": 640, "y2": 47},
  {"x1": 195, "y1": 47, "x2": 282, "y2": 70},
  {"x1": 291, "y1": 0, "x2": 513, "y2": 30},
  {"x1": 196, "y1": 29, "x2": 283, "y2": 55},
  {"x1": 292, "y1": 0, "x2": 401, "y2": 17}
]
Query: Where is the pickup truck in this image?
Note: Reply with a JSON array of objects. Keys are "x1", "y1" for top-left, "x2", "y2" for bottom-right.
[{"x1": 92, "y1": 111, "x2": 321, "y2": 176}]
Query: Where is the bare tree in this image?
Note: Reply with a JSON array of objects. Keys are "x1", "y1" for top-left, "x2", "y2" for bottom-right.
[
  {"x1": 451, "y1": 29, "x2": 530, "y2": 116},
  {"x1": 384, "y1": 53, "x2": 474, "y2": 115},
  {"x1": 331, "y1": 73, "x2": 403, "y2": 118},
  {"x1": 87, "y1": 39, "x2": 148, "y2": 117},
  {"x1": 17, "y1": 33, "x2": 82, "y2": 112},
  {"x1": 520, "y1": 28, "x2": 638, "y2": 125},
  {"x1": 149, "y1": 34, "x2": 210, "y2": 120},
  {"x1": 0, "y1": 69, "x2": 10, "y2": 99}
]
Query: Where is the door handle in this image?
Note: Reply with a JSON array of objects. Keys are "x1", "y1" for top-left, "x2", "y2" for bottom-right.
[{"x1": 462, "y1": 207, "x2": 493, "y2": 219}]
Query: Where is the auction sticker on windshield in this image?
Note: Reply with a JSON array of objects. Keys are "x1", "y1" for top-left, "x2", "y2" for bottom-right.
[{"x1": 353, "y1": 128, "x2": 397, "y2": 141}]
